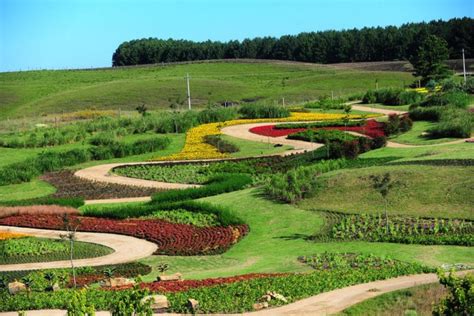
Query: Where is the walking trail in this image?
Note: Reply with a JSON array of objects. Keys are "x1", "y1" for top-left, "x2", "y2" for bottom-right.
[{"x1": 0, "y1": 225, "x2": 157, "y2": 271}]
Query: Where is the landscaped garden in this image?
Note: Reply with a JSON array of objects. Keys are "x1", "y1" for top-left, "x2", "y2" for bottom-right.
[{"x1": 0, "y1": 59, "x2": 472, "y2": 315}]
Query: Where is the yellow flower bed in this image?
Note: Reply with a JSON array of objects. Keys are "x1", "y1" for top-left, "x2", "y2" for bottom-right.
[
  {"x1": 408, "y1": 86, "x2": 442, "y2": 94},
  {"x1": 154, "y1": 112, "x2": 380, "y2": 161},
  {"x1": 0, "y1": 231, "x2": 29, "y2": 240}
]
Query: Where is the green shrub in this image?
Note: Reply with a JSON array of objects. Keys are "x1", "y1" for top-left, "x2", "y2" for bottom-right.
[
  {"x1": 204, "y1": 135, "x2": 239, "y2": 153},
  {"x1": 0, "y1": 197, "x2": 84, "y2": 208},
  {"x1": 409, "y1": 106, "x2": 443, "y2": 121},
  {"x1": 363, "y1": 89, "x2": 423, "y2": 105},
  {"x1": 238, "y1": 104, "x2": 290, "y2": 119},
  {"x1": 464, "y1": 77, "x2": 474, "y2": 94},
  {"x1": 427, "y1": 109, "x2": 473, "y2": 138},
  {"x1": 197, "y1": 106, "x2": 238, "y2": 123},
  {"x1": 383, "y1": 114, "x2": 413, "y2": 136},
  {"x1": 362, "y1": 90, "x2": 376, "y2": 104},
  {"x1": 304, "y1": 98, "x2": 346, "y2": 110},
  {"x1": 419, "y1": 91, "x2": 470, "y2": 108},
  {"x1": 433, "y1": 272, "x2": 474, "y2": 315},
  {"x1": 151, "y1": 173, "x2": 252, "y2": 204},
  {"x1": 89, "y1": 132, "x2": 117, "y2": 146}
]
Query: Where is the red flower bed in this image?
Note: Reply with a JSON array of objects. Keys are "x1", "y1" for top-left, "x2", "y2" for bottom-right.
[
  {"x1": 250, "y1": 120, "x2": 386, "y2": 138},
  {"x1": 0, "y1": 214, "x2": 248, "y2": 256},
  {"x1": 111, "y1": 273, "x2": 287, "y2": 292}
]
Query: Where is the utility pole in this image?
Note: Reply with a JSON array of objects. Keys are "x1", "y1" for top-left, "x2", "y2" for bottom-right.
[
  {"x1": 462, "y1": 48, "x2": 467, "y2": 84},
  {"x1": 185, "y1": 73, "x2": 191, "y2": 110}
]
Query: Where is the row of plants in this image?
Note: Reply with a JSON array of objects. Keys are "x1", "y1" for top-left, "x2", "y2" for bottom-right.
[
  {"x1": 203, "y1": 135, "x2": 239, "y2": 154},
  {"x1": 0, "y1": 214, "x2": 248, "y2": 256},
  {"x1": 0, "y1": 197, "x2": 84, "y2": 208},
  {"x1": 250, "y1": 119, "x2": 386, "y2": 138},
  {"x1": 81, "y1": 200, "x2": 243, "y2": 226},
  {"x1": 0, "y1": 205, "x2": 79, "y2": 220},
  {"x1": 40, "y1": 170, "x2": 160, "y2": 200},
  {"x1": 0, "y1": 106, "x2": 239, "y2": 148},
  {"x1": 155, "y1": 112, "x2": 372, "y2": 161},
  {"x1": 0, "y1": 254, "x2": 432, "y2": 313},
  {"x1": 362, "y1": 88, "x2": 424, "y2": 105},
  {"x1": 408, "y1": 91, "x2": 472, "y2": 138},
  {"x1": 312, "y1": 212, "x2": 474, "y2": 246},
  {"x1": 0, "y1": 237, "x2": 113, "y2": 264},
  {"x1": 0, "y1": 262, "x2": 151, "y2": 290},
  {"x1": 262, "y1": 159, "x2": 347, "y2": 203},
  {"x1": 298, "y1": 252, "x2": 408, "y2": 270},
  {"x1": 0, "y1": 136, "x2": 170, "y2": 186}
]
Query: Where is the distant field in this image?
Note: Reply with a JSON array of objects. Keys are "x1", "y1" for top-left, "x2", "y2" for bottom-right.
[{"x1": 0, "y1": 60, "x2": 414, "y2": 119}]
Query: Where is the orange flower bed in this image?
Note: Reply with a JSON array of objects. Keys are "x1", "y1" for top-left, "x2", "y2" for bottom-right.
[{"x1": 0, "y1": 231, "x2": 29, "y2": 240}]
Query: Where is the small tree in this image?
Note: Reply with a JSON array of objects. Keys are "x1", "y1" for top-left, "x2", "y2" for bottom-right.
[
  {"x1": 103, "y1": 267, "x2": 116, "y2": 280},
  {"x1": 409, "y1": 35, "x2": 451, "y2": 85},
  {"x1": 136, "y1": 103, "x2": 148, "y2": 117},
  {"x1": 342, "y1": 104, "x2": 352, "y2": 140},
  {"x1": 44, "y1": 271, "x2": 58, "y2": 291},
  {"x1": 370, "y1": 173, "x2": 394, "y2": 233},
  {"x1": 157, "y1": 263, "x2": 170, "y2": 276},
  {"x1": 60, "y1": 214, "x2": 81, "y2": 288},
  {"x1": 20, "y1": 276, "x2": 34, "y2": 297}
]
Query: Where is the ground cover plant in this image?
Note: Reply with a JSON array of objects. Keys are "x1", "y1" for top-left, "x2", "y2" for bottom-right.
[
  {"x1": 362, "y1": 88, "x2": 424, "y2": 105},
  {"x1": 0, "y1": 237, "x2": 113, "y2": 264},
  {"x1": 311, "y1": 212, "x2": 474, "y2": 246},
  {"x1": 40, "y1": 170, "x2": 160, "y2": 199},
  {"x1": 0, "y1": 262, "x2": 152, "y2": 289},
  {"x1": 250, "y1": 120, "x2": 386, "y2": 138},
  {"x1": 0, "y1": 253, "x2": 432, "y2": 313},
  {"x1": 0, "y1": 214, "x2": 248, "y2": 256}
]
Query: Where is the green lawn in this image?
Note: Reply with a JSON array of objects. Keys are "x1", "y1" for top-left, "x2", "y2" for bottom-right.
[
  {"x1": 360, "y1": 142, "x2": 474, "y2": 161},
  {"x1": 340, "y1": 283, "x2": 445, "y2": 316},
  {"x1": 223, "y1": 134, "x2": 292, "y2": 157},
  {"x1": 139, "y1": 188, "x2": 474, "y2": 281},
  {"x1": 355, "y1": 103, "x2": 410, "y2": 111},
  {"x1": 298, "y1": 164, "x2": 474, "y2": 219},
  {"x1": 389, "y1": 121, "x2": 460, "y2": 145},
  {"x1": 0, "y1": 61, "x2": 413, "y2": 120}
]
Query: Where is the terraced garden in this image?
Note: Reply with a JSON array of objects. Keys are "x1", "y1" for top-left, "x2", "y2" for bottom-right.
[{"x1": 0, "y1": 61, "x2": 472, "y2": 315}]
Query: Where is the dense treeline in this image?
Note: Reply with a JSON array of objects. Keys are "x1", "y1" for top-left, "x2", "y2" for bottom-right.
[{"x1": 112, "y1": 18, "x2": 473, "y2": 66}]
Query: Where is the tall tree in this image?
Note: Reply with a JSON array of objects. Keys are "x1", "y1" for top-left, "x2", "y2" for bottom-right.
[{"x1": 409, "y1": 35, "x2": 451, "y2": 84}]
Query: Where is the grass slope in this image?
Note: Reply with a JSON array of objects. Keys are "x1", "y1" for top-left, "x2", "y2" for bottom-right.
[
  {"x1": 299, "y1": 164, "x2": 474, "y2": 219},
  {"x1": 139, "y1": 188, "x2": 474, "y2": 281},
  {"x1": 0, "y1": 61, "x2": 412, "y2": 119},
  {"x1": 389, "y1": 121, "x2": 460, "y2": 145}
]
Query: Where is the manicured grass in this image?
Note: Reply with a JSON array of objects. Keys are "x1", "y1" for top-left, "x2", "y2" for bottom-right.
[
  {"x1": 222, "y1": 134, "x2": 292, "y2": 158},
  {"x1": 0, "y1": 180, "x2": 56, "y2": 201},
  {"x1": 0, "y1": 61, "x2": 413, "y2": 120},
  {"x1": 298, "y1": 165, "x2": 474, "y2": 219},
  {"x1": 340, "y1": 283, "x2": 445, "y2": 316},
  {"x1": 389, "y1": 121, "x2": 460, "y2": 145},
  {"x1": 139, "y1": 188, "x2": 474, "y2": 281},
  {"x1": 360, "y1": 142, "x2": 474, "y2": 161},
  {"x1": 0, "y1": 237, "x2": 113, "y2": 264}
]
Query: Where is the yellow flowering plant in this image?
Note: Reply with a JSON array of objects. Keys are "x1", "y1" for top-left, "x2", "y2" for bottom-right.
[{"x1": 154, "y1": 112, "x2": 380, "y2": 161}]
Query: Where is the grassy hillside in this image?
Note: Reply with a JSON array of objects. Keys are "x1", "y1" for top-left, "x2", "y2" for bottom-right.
[{"x1": 0, "y1": 60, "x2": 413, "y2": 119}]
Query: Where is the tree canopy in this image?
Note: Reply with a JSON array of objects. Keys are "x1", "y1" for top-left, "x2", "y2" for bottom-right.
[
  {"x1": 112, "y1": 18, "x2": 473, "y2": 66},
  {"x1": 409, "y1": 35, "x2": 451, "y2": 83}
]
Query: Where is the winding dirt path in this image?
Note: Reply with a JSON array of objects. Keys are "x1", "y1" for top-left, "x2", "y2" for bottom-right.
[{"x1": 0, "y1": 226, "x2": 157, "y2": 271}]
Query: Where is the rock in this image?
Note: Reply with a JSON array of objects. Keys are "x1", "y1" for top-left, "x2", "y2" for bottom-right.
[
  {"x1": 142, "y1": 295, "x2": 169, "y2": 312},
  {"x1": 52, "y1": 282, "x2": 60, "y2": 292},
  {"x1": 157, "y1": 272, "x2": 183, "y2": 281},
  {"x1": 268, "y1": 291, "x2": 288, "y2": 303},
  {"x1": 421, "y1": 132, "x2": 430, "y2": 137},
  {"x1": 260, "y1": 294, "x2": 272, "y2": 302},
  {"x1": 102, "y1": 277, "x2": 136, "y2": 287},
  {"x1": 187, "y1": 298, "x2": 199, "y2": 311},
  {"x1": 253, "y1": 302, "x2": 269, "y2": 310},
  {"x1": 8, "y1": 281, "x2": 26, "y2": 295}
]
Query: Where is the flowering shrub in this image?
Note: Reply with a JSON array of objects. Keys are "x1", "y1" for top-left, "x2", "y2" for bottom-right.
[
  {"x1": 250, "y1": 119, "x2": 386, "y2": 138},
  {"x1": 155, "y1": 112, "x2": 377, "y2": 161},
  {"x1": 0, "y1": 214, "x2": 248, "y2": 255}
]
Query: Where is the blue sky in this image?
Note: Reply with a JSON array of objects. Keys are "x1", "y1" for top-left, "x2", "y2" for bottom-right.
[{"x1": 0, "y1": 0, "x2": 472, "y2": 72}]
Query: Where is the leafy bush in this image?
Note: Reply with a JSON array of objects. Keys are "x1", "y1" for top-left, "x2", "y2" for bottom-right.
[
  {"x1": 0, "y1": 260, "x2": 432, "y2": 313},
  {"x1": 151, "y1": 173, "x2": 252, "y2": 204},
  {"x1": 418, "y1": 91, "x2": 470, "y2": 108},
  {"x1": 263, "y1": 159, "x2": 346, "y2": 203},
  {"x1": 304, "y1": 98, "x2": 346, "y2": 110},
  {"x1": 433, "y1": 272, "x2": 474, "y2": 315},
  {"x1": 197, "y1": 106, "x2": 238, "y2": 123},
  {"x1": 204, "y1": 135, "x2": 239, "y2": 153},
  {"x1": 362, "y1": 88, "x2": 423, "y2": 105},
  {"x1": 409, "y1": 106, "x2": 443, "y2": 121},
  {"x1": 464, "y1": 77, "x2": 474, "y2": 94},
  {"x1": 238, "y1": 104, "x2": 290, "y2": 119},
  {"x1": 312, "y1": 212, "x2": 474, "y2": 246},
  {"x1": 88, "y1": 132, "x2": 117, "y2": 146},
  {"x1": 427, "y1": 109, "x2": 473, "y2": 138},
  {"x1": 383, "y1": 114, "x2": 413, "y2": 136}
]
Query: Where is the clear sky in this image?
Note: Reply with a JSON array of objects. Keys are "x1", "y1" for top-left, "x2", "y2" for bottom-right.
[{"x1": 0, "y1": 0, "x2": 472, "y2": 72}]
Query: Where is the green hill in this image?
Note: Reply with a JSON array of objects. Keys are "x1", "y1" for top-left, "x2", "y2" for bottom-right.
[{"x1": 0, "y1": 60, "x2": 413, "y2": 120}]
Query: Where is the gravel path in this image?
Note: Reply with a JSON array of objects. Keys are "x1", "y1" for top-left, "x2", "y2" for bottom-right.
[{"x1": 0, "y1": 225, "x2": 157, "y2": 271}]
